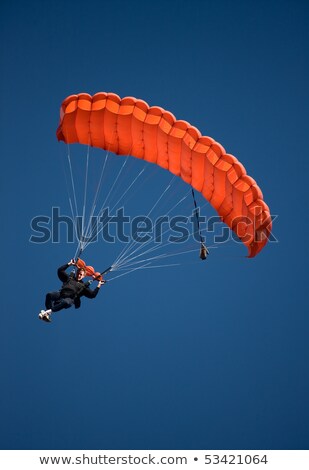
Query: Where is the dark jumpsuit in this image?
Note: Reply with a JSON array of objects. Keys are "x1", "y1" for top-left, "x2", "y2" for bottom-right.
[{"x1": 45, "y1": 264, "x2": 99, "y2": 312}]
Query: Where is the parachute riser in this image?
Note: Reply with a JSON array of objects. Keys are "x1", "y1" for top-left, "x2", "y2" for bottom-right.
[{"x1": 191, "y1": 188, "x2": 209, "y2": 260}]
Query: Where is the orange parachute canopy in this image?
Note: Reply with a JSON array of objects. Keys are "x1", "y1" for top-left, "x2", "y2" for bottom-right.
[{"x1": 56, "y1": 92, "x2": 272, "y2": 257}]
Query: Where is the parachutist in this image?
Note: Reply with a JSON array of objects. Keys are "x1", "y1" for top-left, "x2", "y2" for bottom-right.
[{"x1": 38, "y1": 259, "x2": 104, "y2": 322}]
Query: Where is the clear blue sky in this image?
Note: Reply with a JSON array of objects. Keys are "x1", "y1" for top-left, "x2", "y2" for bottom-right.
[{"x1": 0, "y1": 0, "x2": 308, "y2": 450}]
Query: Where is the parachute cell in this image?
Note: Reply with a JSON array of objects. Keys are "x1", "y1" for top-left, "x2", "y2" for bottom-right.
[{"x1": 56, "y1": 92, "x2": 272, "y2": 257}]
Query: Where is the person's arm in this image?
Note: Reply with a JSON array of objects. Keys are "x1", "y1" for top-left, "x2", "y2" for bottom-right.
[
  {"x1": 57, "y1": 259, "x2": 75, "y2": 282},
  {"x1": 83, "y1": 280, "x2": 104, "y2": 299}
]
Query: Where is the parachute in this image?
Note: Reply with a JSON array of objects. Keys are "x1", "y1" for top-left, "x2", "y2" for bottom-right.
[{"x1": 56, "y1": 92, "x2": 272, "y2": 257}]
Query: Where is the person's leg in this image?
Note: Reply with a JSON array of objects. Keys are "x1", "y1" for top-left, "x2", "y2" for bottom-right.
[
  {"x1": 45, "y1": 291, "x2": 61, "y2": 310},
  {"x1": 50, "y1": 297, "x2": 74, "y2": 312},
  {"x1": 39, "y1": 296, "x2": 74, "y2": 322}
]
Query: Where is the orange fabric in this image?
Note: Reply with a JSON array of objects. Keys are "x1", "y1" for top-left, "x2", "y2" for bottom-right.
[
  {"x1": 76, "y1": 259, "x2": 102, "y2": 280},
  {"x1": 57, "y1": 92, "x2": 272, "y2": 257}
]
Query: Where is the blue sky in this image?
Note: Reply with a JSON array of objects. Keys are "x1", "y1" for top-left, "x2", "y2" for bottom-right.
[{"x1": 0, "y1": 0, "x2": 308, "y2": 450}]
